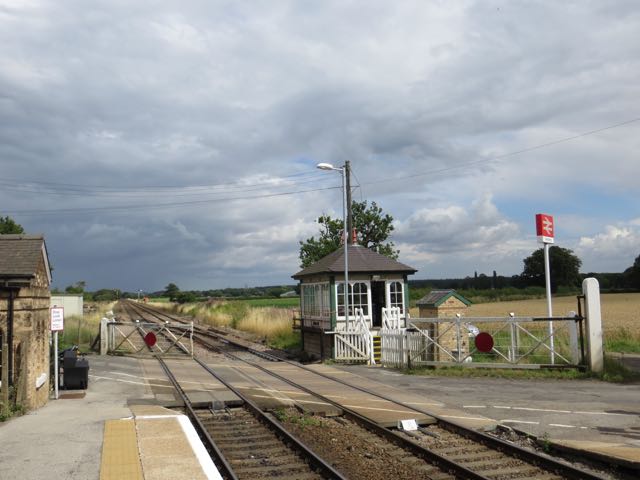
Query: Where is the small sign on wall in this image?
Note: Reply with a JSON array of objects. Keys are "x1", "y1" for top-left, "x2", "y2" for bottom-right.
[{"x1": 50, "y1": 306, "x2": 64, "y2": 331}]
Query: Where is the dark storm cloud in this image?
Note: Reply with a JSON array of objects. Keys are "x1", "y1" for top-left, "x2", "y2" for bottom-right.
[{"x1": 1, "y1": 1, "x2": 639, "y2": 289}]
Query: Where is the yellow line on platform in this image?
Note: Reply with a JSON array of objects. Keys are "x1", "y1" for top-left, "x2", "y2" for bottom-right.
[{"x1": 100, "y1": 419, "x2": 143, "y2": 480}]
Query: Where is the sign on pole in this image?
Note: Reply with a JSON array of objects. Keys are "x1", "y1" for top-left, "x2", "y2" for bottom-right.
[
  {"x1": 535, "y1": 213, "x2": 555, "y2": 364},
  {"x1": 536, "y1": 213, "x2": 554, "y2": 244},
  {"x1": 50, "y1": 306, "x2": 64, "y2": 400},
  {"x1": 50, "y1": 307, "x2": 65, "y2": 331}
]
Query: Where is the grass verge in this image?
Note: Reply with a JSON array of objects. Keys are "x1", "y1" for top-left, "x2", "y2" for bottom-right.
[
  {"x1": 406, "y1": 356, "x2": 640, "y2": 383},
  {"x1": 58, "y1": 302, "x2": 116, "y2": 352}
]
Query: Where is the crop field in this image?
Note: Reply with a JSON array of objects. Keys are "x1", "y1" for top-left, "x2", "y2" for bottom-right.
[{"x1": 459, "y1": 293, "x2": 639, "y2": 334}]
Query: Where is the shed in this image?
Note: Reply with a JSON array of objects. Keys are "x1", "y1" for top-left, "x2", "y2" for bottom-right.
[
  {"x1": 292, "y1": 245, "x2": 417, "y2": 360},
  {"x1": 0, "y1": 235, "x2": 52, "y2": 411},
  {"x1": 415, "y1": 289, "x2": 472, "y2": 360},
  {"x1": 416, "y1": 289, "x2": 471, "y2": 317},
  {"x1": 51, "y1": 294, "x2": 84, "y2": 317}
]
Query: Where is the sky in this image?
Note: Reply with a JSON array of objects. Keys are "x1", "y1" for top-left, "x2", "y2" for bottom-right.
[{"x1": 1, "y1": 1, "x2": 639, "y2": 292}]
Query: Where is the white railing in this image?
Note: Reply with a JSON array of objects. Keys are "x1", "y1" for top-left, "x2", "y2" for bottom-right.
[
  {"x1": 381, "y1": 307, "x2": 404, "y2": 330},
  {"x1": 102, "y1": 320, "x2": 193, "y2": 357},
  {"x1": 333, "y1": 308, "x2": 374, "y2": 364},
  {"x1": 379, "y1": 313, "x2": 584, "y2": 369}
]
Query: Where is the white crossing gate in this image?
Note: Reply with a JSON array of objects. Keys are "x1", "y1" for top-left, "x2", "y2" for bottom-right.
[{"x1": 332, "y1": 308, "x2": 374, "y2": 364}]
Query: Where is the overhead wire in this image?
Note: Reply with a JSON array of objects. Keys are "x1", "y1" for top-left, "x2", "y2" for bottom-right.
[{"x1": 2, "y1": 116, "x2": 638, "y2": 216}]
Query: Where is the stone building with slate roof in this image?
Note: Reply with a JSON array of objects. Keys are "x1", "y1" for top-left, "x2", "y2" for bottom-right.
[
  {"x1": 415, "y1": 289, "x2": 472, "y2": 361},
  {"x1": 0, "y1": 235, "x2": 52, "y2": 410},
  {"x1": 292, "y1": 245, "x2": 417, "y2": 359}
]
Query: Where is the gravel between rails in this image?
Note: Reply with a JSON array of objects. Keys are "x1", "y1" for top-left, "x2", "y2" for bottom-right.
[{"x1": 275, "y1": 408, "x2": 456, "y2": 480}]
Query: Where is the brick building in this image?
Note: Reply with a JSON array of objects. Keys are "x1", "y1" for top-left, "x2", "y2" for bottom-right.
[
  {"x1": 416, "y1": 289, "x2": 471, "y2": 360},
  {"x1": 0, "y1": 235, "x2": 52, "y2": 410}
]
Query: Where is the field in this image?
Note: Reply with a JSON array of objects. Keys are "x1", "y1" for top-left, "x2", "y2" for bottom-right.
[{"x1": 409, "y1": 293, "x2": 640, "y2": 353}]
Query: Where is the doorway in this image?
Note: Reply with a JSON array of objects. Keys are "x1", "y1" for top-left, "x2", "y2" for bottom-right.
[{"x1": 371, "y1": 281, "x2": 386, "y2": 328}]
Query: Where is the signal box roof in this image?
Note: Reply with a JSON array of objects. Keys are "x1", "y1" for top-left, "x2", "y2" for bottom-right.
[{"x1": 293, "y1": 245, "x2": 417, "y2": 279}]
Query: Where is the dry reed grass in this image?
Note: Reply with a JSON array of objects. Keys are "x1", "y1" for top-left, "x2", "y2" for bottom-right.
[{"x1": 236, "y1": 307, "x2": 293, "y2": 338}]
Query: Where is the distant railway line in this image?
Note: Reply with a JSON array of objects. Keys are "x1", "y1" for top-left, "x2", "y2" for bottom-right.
[{"x1": 117, "y1": 300, "x2": 608, "y2": 480}]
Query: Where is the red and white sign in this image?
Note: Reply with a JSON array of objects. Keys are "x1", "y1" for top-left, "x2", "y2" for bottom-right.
[
  {"x1": 50, "y1": 306, "x2": 64, "y2": 331},
  {"x1": 535, "y1": 213, "x2": 554, "y2": 244}
]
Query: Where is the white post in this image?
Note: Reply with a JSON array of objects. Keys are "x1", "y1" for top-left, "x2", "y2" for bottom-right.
[
  {"x1": 583, "y1": 278, "x2": 603, "y2": 373},
  {"x1": 100, "y1": 318, "x2": 109, "y2": 355},
  {"x1": 544, "y1": 243, "x2": 555, "y2": 364},
  {"x1": 54, "y1": 331, "x2": 59, "y2": 400}
]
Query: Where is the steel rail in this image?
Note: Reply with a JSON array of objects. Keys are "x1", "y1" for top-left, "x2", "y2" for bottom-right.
[
  {"x1": 124, "y1": 303, "x2": 345, "y2": 480},
  {"x1": 157, "y1": 357, "x2": 239, "y2": 480},
  {"x1": 191, "y1": 324, "x2": 605, "y2": 480},
  {"x1": 209, "y1": 349, "x2": 490, "y2": 480},
  {"x1": 190, "y1": 356, "x2": 347, "y2": 480},
  {"x1": 123, "y1": 301, "x2": 606, "y2": 480},
  {"x1": 122, "y1": 310, "x2": 237, "y2": 480}
]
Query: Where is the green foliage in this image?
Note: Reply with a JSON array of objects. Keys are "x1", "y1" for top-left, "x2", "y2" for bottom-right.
[
  {"x1": 299, "y1": 200, "x2": 398, "y2": 268},
  {"x1": 601, "y1": 356, "x2": 640, "y2": 383},
  {"x1": 0, "y1": 215, "x2": 24, "y2": 234},
  {"x1": 623, "y1": 254, "x2": 640, "y2": 290},
  {"x1": 409, "y1": 286, "x2": 548, "y2": 306},
  {"x1": 175, "y1": 291, "x2": 198, "y2": 304},
  {"x1": 244, "y1": 297, "x2": 299, "y2": 308},
  {"x1": 605, "y1": 327, "x2": 640, "y2": 353},
  {"x1": 164, "y1": 283, "x2": 180, "y2": 300},
  {"x1": 269, "y1": 330, "x2": 302, "y2": 350},
  {"x1": 91, "y1": 289, "x2": 119, "y2": 302},
  {"x1": 273, "y1": 408, "x2": 321, "y2": 428},
  {"x1": 65, "y1": 281, "x2": 86, "y2": 294},
  {"x1": 407, "y1": 366, "x2": 589, "y2": 380},
  {"x1": 521, "y1": 247, "x2": 582, "y2": 293}
]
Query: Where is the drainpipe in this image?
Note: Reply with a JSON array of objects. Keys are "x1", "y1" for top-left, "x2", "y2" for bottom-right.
[{"x1": 7, "y1": 289, "x2": 16, "y2": 387}]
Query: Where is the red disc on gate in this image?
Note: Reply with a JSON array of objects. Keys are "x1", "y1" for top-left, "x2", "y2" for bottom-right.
[
  {"x1": 474, "y1": 332, "x2": 494, "y2": 353},
  {"x1": 144, "y1": 332, "x2": 157, "y2": 347}
]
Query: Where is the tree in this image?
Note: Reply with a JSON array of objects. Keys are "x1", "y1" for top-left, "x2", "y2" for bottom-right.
[
  {"x1": 0, "y1": 215, "x2": 24, "y2": 234},
  {"x1": 623, "y1": 254, "x2": 640, "y2": 290},
  {"x1": 175, "y1": 291, "x2": 197, "y2": 304},
  {"x1": 65, "y1": 280, "x2": 86, "y2": 294},
  {"x1": 521, "y1": 247, "x2": 582, "y2": 293},
  {"x1": 164, "y1": 283, "x2": 180, "y2": 300},
  {"x1": 299, "y1": 200, "x2": 398, "y2": 268}
]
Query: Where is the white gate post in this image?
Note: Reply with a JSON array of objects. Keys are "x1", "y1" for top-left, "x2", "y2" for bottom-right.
[
  {"x1": 583, "y1": 278, "x2": 603, "y2": 373},
  {"x1": 100, "y1": 318, "x2": 109, "y2": 355}
]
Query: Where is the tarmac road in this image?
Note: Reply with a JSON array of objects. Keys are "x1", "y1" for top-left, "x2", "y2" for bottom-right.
[{"x1": 341, "y1": 365, "x2": 640, "y2": 447}]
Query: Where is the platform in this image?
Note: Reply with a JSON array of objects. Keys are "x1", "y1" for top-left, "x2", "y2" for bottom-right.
[{"x1": 100, "y1": 405, "x2": 221, "y2": 480}]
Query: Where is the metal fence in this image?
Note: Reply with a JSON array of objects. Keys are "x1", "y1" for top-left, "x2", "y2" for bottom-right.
[
  {"x1": 380, "y1": 313, "x2": 584, "y2": 369},
  {"x1": 105, "y1": 321, "x2": 193, "y2": 357}
]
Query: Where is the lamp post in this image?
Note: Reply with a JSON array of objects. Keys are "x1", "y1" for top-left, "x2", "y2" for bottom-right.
[{"x1": 317, "y1": 162, "x2": 350, "y2": 331}]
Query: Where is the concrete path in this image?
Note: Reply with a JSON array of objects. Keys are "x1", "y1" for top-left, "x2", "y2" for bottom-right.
[{"x1": 0, "y1": 355, "x2": 150, "y2": 479}]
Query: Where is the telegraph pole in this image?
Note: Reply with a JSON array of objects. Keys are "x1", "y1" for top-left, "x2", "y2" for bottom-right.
[{"x1": 345, "y1": 160, "x2": 353, "y2": 244}]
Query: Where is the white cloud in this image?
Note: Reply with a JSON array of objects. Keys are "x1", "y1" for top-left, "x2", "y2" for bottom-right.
[{"x1": 577, "y1": 223, "x2": 640, "y2": 271}]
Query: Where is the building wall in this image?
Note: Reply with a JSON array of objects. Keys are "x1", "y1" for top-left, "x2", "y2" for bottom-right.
[
  {"x1": 51, "y1": 294, "x2": 83, "y2": 317},
  {"x1": 302, "y1": 329, "x2": 333, "y2": 360},
  {"x1": 0, "y1": 255, "x2": 51, "y2": 410},
  {"x1": 418, "y1": 296, "x2": 469, "y2": 361}
]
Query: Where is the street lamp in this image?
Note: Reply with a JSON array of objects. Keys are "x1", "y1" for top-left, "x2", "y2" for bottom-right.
[{"x1": 317, "y1": 162, "x2": 350, "y2": 331}]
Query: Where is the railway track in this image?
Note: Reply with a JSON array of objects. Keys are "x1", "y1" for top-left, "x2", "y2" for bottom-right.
[
  {"x1": 119, "y1": 302, "x2": 344, "y2": 479},
  {"x1": 119, "y1": 300, "x2": 608, "y2": 480}
]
